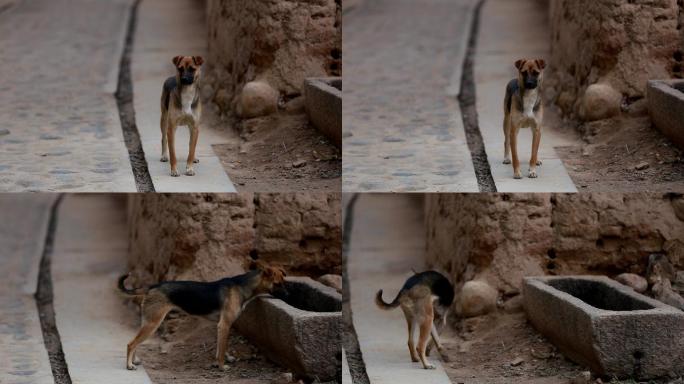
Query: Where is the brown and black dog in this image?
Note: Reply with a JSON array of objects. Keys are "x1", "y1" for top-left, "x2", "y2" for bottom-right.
[
  {"x1": 160, "y1": 55, "x2": 204, "y2": 177},
  {"x1": 118, "y1": 261, "x2": 286, "y2": 371},
  {"x1": 503, "y1": 58, "x2": 546, "y2": 179},
  {"x1": 376, "y1": 271, "x2": 454, "y2": 369}
]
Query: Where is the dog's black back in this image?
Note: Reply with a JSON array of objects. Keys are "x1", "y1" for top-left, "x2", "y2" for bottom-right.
[
  {"x1": 402, "y1": 271, "x2": 454, "y2": 307},
  {"x1": 152, "y1": 271, "x2": 259, "y2": 316}
]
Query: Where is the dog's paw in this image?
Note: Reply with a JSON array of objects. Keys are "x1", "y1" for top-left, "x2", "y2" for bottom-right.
[
  {"x1": 411, "y1": 357, "x2": 420, "y2": 363},
  {"x1": 133, "y1": 357, "x2": 142, "y2": 365},
  {"x1": 126, "y1": 364, "x2": 137, "y2": 371},
  {"x1": 185, "y1": 168, "x2": 196, "y2": 176},
  {"x1": 440, "y1": 353, "x2": 451, "y2": 363},
  {"x1": 170, "y1": 169, "x2": 180, "y2": 177},
  {"x1": 503, "y1": 158, "x2": 511, "y2": 164},
  {"x1": 160, "y1": 156, "x2": 168, "y2": 162},
  {"x1": 193, "y1": 158, "x2": 200, "y2": 163},
  {"x1": 514, "y1": 171, "x2": 522, "y2": 179},
  {"x1": 529, "y1": 170, "x2": 538, "y2": 178},
  {"x1": 536, "y1": 160, "x2": 543, "y2": 166},
  {"x1": 423, "y1": 364, "x2": 436, "y2": 370}
]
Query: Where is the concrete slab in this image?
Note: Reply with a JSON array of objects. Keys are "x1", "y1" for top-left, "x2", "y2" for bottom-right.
[
  {"x1": 51, "y1": 195, "x2": 152, "y2": 384},
  {"x1": 475, "y1": 0, "x2": 576, "y2": 192},
  {"x1": 132, "y1": 0, "x2": 236, "y2": 192},
  {"x1": 0, "y1": 0, "x2": 137, "y2": 192},
  {"x1": 648, "y1": 79, "x2": 684, "y2": 150},
  {"x1": 343, "y1": 0, "x2": 479, "y2": 193},
  {"x1": 342, "y1": 349, "x2": 352, "y2": 384},
  {"x1": 0, "y1": 195, "x2": 57, "y2": 384},
  {"x1": 348, "y1": 195, "x2": 451, "y2": 384}
]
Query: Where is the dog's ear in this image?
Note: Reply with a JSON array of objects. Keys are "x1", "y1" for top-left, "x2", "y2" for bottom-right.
[
  {"x1": 193, "y1": 56, "x2": 204, "y2": 66},
  {"x1": 514, "y1": 59, "x2": 525, "y2": 70},
  {"x1": 172, "y1": 56, "x2": 184, "y2": 67},
  {"x1": 536, "y1": 59, "x2": 546, "y2": 70}
]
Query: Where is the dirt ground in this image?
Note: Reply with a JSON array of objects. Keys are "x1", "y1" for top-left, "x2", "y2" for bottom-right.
[
  {"x1": 210, "y1": 110, "x2": 341, "y2": 193},
  {"x1": 555, "y1": 115, "x2": 684, "y2": 192},
  {"x1": 441, "y1": 310, "x2": 684, "y2": 384},
  {"x1": 137, "y1": 313, "x2": 289, "y2": 384}
]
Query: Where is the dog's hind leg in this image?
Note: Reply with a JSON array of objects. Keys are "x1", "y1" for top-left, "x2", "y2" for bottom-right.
[
  {"x1": 401, "y1": 307, "x2": 419, "y2": 362},
  {"x1": 417, "y1": 302, "x2": 436, "y2": 369},
  {"x1": 126, "y1": 305, "x2": 170, "y2": 370}
]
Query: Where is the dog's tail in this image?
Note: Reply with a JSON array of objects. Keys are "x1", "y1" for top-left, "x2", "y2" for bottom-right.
[
  {"x1": 375, "y1": 289, "x2": 401, "y2": 310},
  {"x1": 117, "y1": 274, "x2": 147, "y2": 296}
]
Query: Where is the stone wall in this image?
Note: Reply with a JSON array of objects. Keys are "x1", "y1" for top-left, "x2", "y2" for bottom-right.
[
  {"x1": 126, "y1": 193, "x2": 341, "y2": 286},
  {"x1": 205, "y1": 0, "x2": 342, "y2": 115},
  {"x1": 425, "y1": 193, "x2": 684, "y2": 296},
  {"x1": 548, "y1": 0, "x2": 684, "y2": 118}
]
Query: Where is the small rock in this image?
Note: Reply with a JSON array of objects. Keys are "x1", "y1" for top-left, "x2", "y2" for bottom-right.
[
  {"x1": 292, "y1": 159, "x2": 307, "y2": 168},
  {"x1": 568, "y1": 371, "x2": 592, "y2": 384},
  {"x1": 238, "y1": 81, "x2": 279, "y2": 118},
  {"x1": 0, "y1": 128, "x2": 9, "y2": 136},
  {"x1": 510, "y1": 357, "x2": 524, "y2": 366},
  {"x1": 530, "y1": 345, "x2": 553, "y2": 360},
  {"x1": 318, "y1": 274, "x2": 342, "y2": 292},
  {"x1": 615, "y1": 273, "x2": 648, "y2": 293},
  {"x1": 457, "y1": 280, "x2": 498, "y2": 317},
  {"x1": 634, "y1": 161, "x2": 649, "y2": 170},
  {"x1": 580, "y1": 83, "x2": 622, "y2": 122}
]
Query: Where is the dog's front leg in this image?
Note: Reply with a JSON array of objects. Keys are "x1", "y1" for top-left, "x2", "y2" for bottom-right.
[
  {"x1": 167, "y1": 122, "x2": 180, "y2": 177},
  {"x1": 160, "y1": 114, "x2": 169, "y2": 162},
  {"x1": 503, "y1": 114, "x2": 511, "y2": 164},
  {"x1": 185, "y1": 124, "x2": 199, "y2": 176},
  {"x1": 510, "y1": 125, "x2": 522, "y2": 179},
  {"x1": 529, "y1": 126, "x2": 541, "y2": 178}
]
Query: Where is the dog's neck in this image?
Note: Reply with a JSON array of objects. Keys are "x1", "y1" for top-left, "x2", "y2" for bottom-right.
[{"x1": 516, "y1": 81, "x2": 541, "y2": 116}]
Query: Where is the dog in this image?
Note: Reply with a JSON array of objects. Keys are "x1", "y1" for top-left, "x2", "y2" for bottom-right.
[
  {"x1": 375, "y1": 270, "x2": 454, "y2": 369},
  {"x1": 118, "y1": 261, "x2": 286, "y2": 371},
  {"x1": 503, "y1": 58, "x2": 546, "y2": 179},
  {"x1": 160, "y1": 55, "x2": 204, "y2": 177}
]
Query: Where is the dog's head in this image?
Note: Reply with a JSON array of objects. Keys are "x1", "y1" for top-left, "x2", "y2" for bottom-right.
[
  {"x1": 248, "y1": 260, "x2": 287, "y2": 293},
  {"x1": 514, "y1": 58, "x2": 545, "y2": 90},
  {"x1": 172, "y1": 55, "x2": 204, "y2": 86}
]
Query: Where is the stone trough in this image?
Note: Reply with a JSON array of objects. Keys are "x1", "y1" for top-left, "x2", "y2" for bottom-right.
[
  {"x1": 304, "y1": 77, "x2": 342, "y2": 148},
  {"x1": 235, "y1": 276, "x2": 341, "y2": 381},
  {"x1": 647, "y1": 79, "x2": 684, "y2": 150},
  {"x1": 523, "y1": 276, "x2": 684, "y2": 380}
]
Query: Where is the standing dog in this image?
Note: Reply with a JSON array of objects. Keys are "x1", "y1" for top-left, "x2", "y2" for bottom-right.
[
  {"x1": 503, "y1": 58, "x2": 546, "y2": 179},
  {"x1": 161, "y1": 55, "x2": 204, "y2": 177},
  {"x1": 375, "y1": 271, "x2": 454, "y2": 369},
  {"x1": 118, "y1": 261, "x2": 286, "y2": 371}
]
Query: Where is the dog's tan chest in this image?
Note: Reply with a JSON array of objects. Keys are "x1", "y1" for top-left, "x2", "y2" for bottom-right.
[{"x1": 522, "y1": 89, "x2": 539, "y2": 118}]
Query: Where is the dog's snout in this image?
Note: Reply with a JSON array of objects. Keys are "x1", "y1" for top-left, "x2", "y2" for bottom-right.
[
  {"x1": 525, "y1": 79, "x2": 538, "y2": 89},
  {"x1": 180, "y1": 76, "x2": 194, "y2": 85}
]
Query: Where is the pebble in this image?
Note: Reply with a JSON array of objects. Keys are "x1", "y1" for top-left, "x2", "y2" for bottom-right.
[
  {"x1": 635, "y1": 161, "x2": 650, "y2": 170},
  {"x1": 509, "y1": 357, "x2": 524, "y2": 366},
  {"x1": 292, "y1": 159, "x2": 307, "y2": 168},
  {"x1": 0, "y1": 128, "x2": 10, "y2": 136}
]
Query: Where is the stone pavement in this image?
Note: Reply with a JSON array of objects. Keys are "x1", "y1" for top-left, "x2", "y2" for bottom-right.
[
  {"x1": 342, "y1": 0, "x2": 479, "y2": 193},
  {"x1": 52, "y1": 195, "x2": 152, "y2": 384},
  {"x1": 475, "y1": 0, "x2": 577, "y2": 192},
  {"x1": 348, "y1": 194, "x2": 451, "y2": 384},
  {"x1": 0, "y1": 0, "x2": 136, "y2": 192},
  {"x1": 132, "y1": 0, "x2": 236, "y2": 192},
  {"x1": 0, "y1": 195, "x2": 56, "y2": 384}
]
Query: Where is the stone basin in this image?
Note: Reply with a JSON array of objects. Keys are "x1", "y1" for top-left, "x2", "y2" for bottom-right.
[
  {"x1": 304, "y1": 77, "x2": 342, "y2": 148},
  {"x1": 524, "y1": 275, "x2": 684, "y2": 379},
  {"x1": 647, "y1": 79, "x2": 684, "y2": 150},
  {"x1": 235, "y1": 276, "x2": 341, "y2": 381}
]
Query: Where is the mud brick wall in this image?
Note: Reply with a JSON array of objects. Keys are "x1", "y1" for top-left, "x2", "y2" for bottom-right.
[
  {"x1": 126, "y1": 193, "x2": 341, "y2": 286},
  {"x1": 204, "y1": 0, "x2": 342, "y2": 113},
  {"x1": 425, "y1": 193, "x2": 684, "y2": 295},
  {"x1": 547, "y1": 0, "x2": 684, "y2": 116}
]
